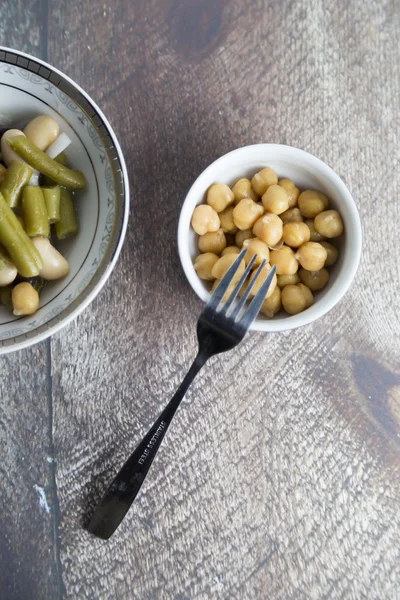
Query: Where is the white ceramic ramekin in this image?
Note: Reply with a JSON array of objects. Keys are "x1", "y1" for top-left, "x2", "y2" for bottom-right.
[{"x1": 178, "y1": 144, "x2": 361, "y2": 332}]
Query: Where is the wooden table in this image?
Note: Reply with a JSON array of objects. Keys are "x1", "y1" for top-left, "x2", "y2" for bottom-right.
[{"x1": 1, "y1": 1, "x2": 399, "y2": 598}]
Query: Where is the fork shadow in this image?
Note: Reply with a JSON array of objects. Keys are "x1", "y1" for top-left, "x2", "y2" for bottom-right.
[
  {"x1": 81, "y1": 97, "x2": 236, "y2": 530},
  {"x1": 80, "y1": 443, "x2": 123, "y2": 530}
]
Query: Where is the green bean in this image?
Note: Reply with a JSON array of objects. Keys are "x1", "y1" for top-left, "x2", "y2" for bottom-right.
[
  {"x1": 2, "y1": 196, "x2": 43, "y2": 273},
  {"x1": 0, "y1": 285, "x2": 12, "y2": 311},
  {"x1": 0, "y1": 192, "x2": 43, "y2": 277},
  {"x1": 54, "y1": 152, "x2": 68, "y2": 166},
  {"x1": 27, "y1": 276, "x2": 45, "y2": 294},
  {"x1": 22, "y1": 187, "x2": 50, "y2": 238},
  {"x1": 7, "y1": 136, "x2": 86, "y2": 189},
  {"x1": 42, "y1": 154, "x2": 68, "y2": 186},
  {"x1": 0, "y1": 195, "x2": 43, "y2": 272},
  {"x1": 34, "y1": 276, "x2": 45, "y2": 294},
  {"x1": 55, "y1": 188, "x2": 78, "y2": 239},
  {"x1": 0, "y1": 161, "x2": 33, "y2": 208},
  {"x1": 42, "y1": 186, "x2": 60, "y2": 224},
  {"x1": 0, "y1": 246, "x2": 13, "y2": 267}
]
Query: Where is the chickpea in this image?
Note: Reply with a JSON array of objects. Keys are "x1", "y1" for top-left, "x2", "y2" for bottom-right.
[
  {"x1": 212, "y1": 279, "x2": 236, "y2": 302},
  {"x1": 211, "y1": 254, "x2": 245, "y2": 283},
  {"x1": 191, "y1": 204, "x2": 220, "y2": 235},
  {"x1": 282, "y1": 222, "x2": 310, "y2": 248},
  {"x1": 262, "y1": 184, "x2": 289, "y2": 215},
  {"x1": 235, "y1": 229, "x2": 254, "y2": 247},
  {"x1": 281, "y1": 283, "x2": 313, "y2": 315},
  {"x1": 238, "y1": 280, "x2": 247, "y2": 297},
  {"x1": 0, "y1": 164, "x2": 6, "y2": 184},
  {"x1": 281, "y1": 284, "x2": 304, "y2": 314},
  {"x1": 270, "y1": 245, "x2": 298, "y2": 275},
  {"x1": 277, "y1": 273, "x2": 300, "y2": 288},
  {"x1": 192, "y1": 169, "x2": 342, "y2": 321},
  {"x1": 218, "y1": 205, "x2": 237, "y2": 233},
  {"x1": 280, "y1": 207, "x2": 303, "y2": 223},
  {"x1": 260, "y1": 285, "x2": 281, "y2": 317},
  {"x1": 320, "y1": 241, "x2": 339, "y2": 266},
  {"x1": 194, "y1": 253, "x2": 219, "y2": 280},
  {"x1": 24, "y1": 115, "x2": 60, "y2": 151},
  {"x1": 294, "y1": 242, "x2": 327, "y2": 271},
  {"x1": 242, "y1": 238, "x2": 270, "y2": 268},
  {"x1": 198, "y1": 229, "x2": 226, "y2": 254},
  {"x1": 305, "y1": 218, "x2": 325, "y2": 242},
  {"x1": 278, "y1": 178, "x2": 300, "y2": 208},
  {"x1": 300, "y1": 284, "x2": 314, "y2": 309},
  {"x1": 298, "y1": 190, "x2": 329, "y2": 218},
  {"x1": 233, "y1": 199, "x2": 264, "y2": 230},
  {"x1": 299, "y1": 267, "x2": 329, "y2": 291},
  {"x1": 251, "y1": 167, "x2": 278, "y2": 196},
  {"x1": 12, "y1": 282, "x2": 39, "y2": 316},
  {"x1": 268, "y1": 238, "x2": 284, "y2": 250},
  {"x1": 314, "y1": 210, "x2": 344, "y2": 238},
  {"x1": 221, "y1": 246, "x2": 241, "y2": 256},
  {"x1": 248, "y1": 264, "x2": 277, "y2": 299},
  {"x1": 252, "y1": 213, "x2": 283, "y2": 247},
  {"x1": 232, "y1": 178, "x2": 258, "y2": 204},
  {"x1": 207, "y1": 183, "x2": 234, "y2": 213}
]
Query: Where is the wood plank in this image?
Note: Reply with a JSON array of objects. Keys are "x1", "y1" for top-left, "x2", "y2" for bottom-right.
[
  {"x1": 0, "y1": 3, "x2": 61, "y2": 600},
  {"x1": 48, "y1": 0, "x2": 400, "y2": 597}
]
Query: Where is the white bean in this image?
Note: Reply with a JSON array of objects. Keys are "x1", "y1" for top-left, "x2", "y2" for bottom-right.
[
  {"x1": 24, "y1": 116, "x2": 60, "y2": 152},
  {"x1": 1, "y1": 129, "x2": 27, "y2": 166},
  {"x1": 31, "y1": 237, "x2": 70, "y2": 280},
  {"x1": 0, "y1": 259, "x2": 17, "y2": 286}
]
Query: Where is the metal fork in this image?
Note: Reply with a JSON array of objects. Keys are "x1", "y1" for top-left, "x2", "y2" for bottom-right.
[{"x1": 88, "y1": 250, "x2": 276, "y2": 539}]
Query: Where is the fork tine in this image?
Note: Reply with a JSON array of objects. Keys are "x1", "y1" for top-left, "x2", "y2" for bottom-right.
[
  {"x1": 230, "y1": 259, "x2": 267, "y2": 320},
  {"x1": 220, "y1": 254, "x2": 257, "y2": 314},
  {"x1": 207, "y1": 249, "x2": 246, "y2": 308},
  {"x1": 240, "y1": 265, "x2": 277, "y2": 327}
]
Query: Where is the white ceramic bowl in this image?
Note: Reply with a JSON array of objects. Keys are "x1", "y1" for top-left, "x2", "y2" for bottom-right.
[
  {"x1": 178, "y1": 144, "x2": 362, "y2": 332},
  {"x1": 0, "y1": 47, "x2": 129, "y2": 353}
]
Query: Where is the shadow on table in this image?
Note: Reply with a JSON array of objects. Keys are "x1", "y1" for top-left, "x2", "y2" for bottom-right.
[
  {"x1": 81, "y1": 98, "x2": 239, "y2": 532},
  {"x1": 80, "y1": 443, "x2": 122, "y2": 530}
]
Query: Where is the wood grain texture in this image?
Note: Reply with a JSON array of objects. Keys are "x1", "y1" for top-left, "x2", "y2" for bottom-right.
[
  {"x1": 0, "y1": 5, "x2": 62, "y2": 600},
  {"x1": 1, "y1": 0, "x2": 400, "y2": 598},
  {"x1": 48, "y1": 0, "x2": 400, "y2": 597}
]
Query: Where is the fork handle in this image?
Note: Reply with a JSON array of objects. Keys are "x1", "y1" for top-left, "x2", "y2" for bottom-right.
[{"x1": 87, "y1": 352, "x2": 208, "y2": 539}]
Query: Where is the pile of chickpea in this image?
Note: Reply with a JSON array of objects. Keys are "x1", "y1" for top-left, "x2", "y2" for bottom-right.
[{"x1": 191, "y1": 167, "x2": 344, "y2": 317}]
